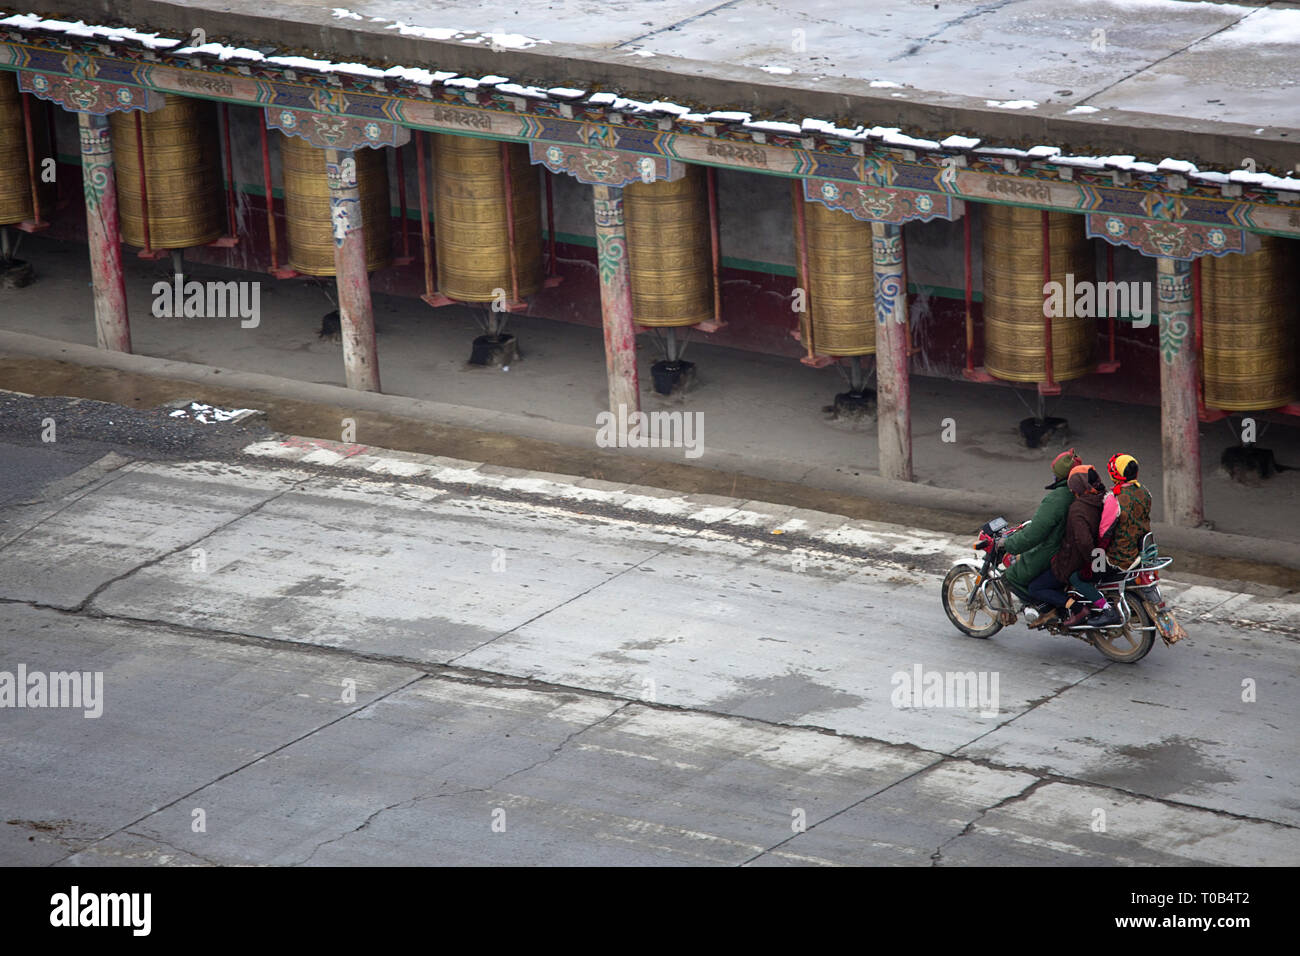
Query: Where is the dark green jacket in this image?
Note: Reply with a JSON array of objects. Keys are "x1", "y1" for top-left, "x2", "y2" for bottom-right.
[{"x1": 1003, "y1": 482, "x2": 1073, "y2": 592}]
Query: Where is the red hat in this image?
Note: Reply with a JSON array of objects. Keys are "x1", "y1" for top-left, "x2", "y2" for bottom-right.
[{"x1": 1052, "y1": 448, "x2": 1082, "y2": 480}]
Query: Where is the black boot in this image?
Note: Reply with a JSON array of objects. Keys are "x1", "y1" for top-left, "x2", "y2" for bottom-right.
[{"x1": 1086, "y1": 603, "x2": 1122, "y2": 627}]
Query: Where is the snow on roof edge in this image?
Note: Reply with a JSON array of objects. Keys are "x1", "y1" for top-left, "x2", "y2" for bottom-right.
[{"x1": 3, "y1": 12, "x2": 1298, "y2": 196}]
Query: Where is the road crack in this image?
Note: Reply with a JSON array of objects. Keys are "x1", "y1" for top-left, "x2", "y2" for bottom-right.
[
  {"x1": 288, "y1": 701, "x2": 632, "y2": 865},
  {"x1": 74, "y1": 471, "x2": 321, "y2": 615},
  {"x1": 929, "y1": 776, "x2": 1053, "y2": 866},
  {"x1": 53, "y1": 672, "x2": 427, "y2": 867}
]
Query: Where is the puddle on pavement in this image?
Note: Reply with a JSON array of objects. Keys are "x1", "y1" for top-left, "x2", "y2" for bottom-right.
[{"x1": 1083, "y1": 735, "x2": 1237, "y2": 800}]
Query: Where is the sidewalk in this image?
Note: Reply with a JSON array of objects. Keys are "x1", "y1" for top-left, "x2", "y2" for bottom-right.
[{"x1": 1, "y1": 232, "x2": 1298, "y2": 584}]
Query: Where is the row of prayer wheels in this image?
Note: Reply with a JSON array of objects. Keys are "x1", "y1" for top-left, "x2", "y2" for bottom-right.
[
  {"x1": 1, "y1": 80, "x2": 1297, "y2": 409},
  {"x1": 794, "y1": 198, "x2": 1299, "y2": 411}
]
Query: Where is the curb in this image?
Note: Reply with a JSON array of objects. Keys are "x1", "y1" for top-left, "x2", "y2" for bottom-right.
[{"x1": 3, "y1": 328, "x2": 1299, "y2": 583}]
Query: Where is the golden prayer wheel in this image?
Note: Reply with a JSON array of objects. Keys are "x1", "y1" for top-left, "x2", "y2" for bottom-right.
[
  {"x1": 1201, "y1": 236, "x2": 1300, "y2": 411},
  {"x1": 280, "y1": 132, "x2": 391, "y2": 277},
  {"x1": 800, "y1": 199, "x2": 875, "y2": 356},
  {"x1": 624, "y1": 165, "x2": 713, "y2": 327},
  {"x1": 0, "y1": 71, "x2": 53, "y2": 226},
  {"x1": 109, "y1": 94, "x2": 224, "y2": 249},
  {"x1": 433, "y1": 134, "x2": 541, "y2": 302},
  {"x1": 982, "y1": 205, "x2": 1095, "y2": 383}
]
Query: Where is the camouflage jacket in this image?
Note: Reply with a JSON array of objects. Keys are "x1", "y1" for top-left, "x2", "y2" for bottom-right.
[{"x1": 1106, "y1": 481, "x2": 1152, "y2": 569}]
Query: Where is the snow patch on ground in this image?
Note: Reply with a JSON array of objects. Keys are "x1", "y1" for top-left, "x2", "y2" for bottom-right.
[
  {"x1": 1205, "y1": 7, "x2": 1300, "y2": 46},
  {"x1": 375, "y1": 17, "x2": 549, "y2": 48},
  {"x1": 168, "y1": 402, "x2": 257, "y2": 424},
  {"x1": 386, "y1": 22, "x2": 461, "y2": 40}
]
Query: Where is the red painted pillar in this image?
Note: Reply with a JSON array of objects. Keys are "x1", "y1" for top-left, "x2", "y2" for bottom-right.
[
  {"x1": 78, "y1": 112, "x2": 131, "y2": 353},
  {"x1": 872, "y1": 222, "x2": 912, "y2": 481},
  {"x1": 592, "y1": 184, "x2": 640, "y2": 416},
  {"x1": 1157, "y1": 256, "x2": 1203, "y2": 526},
  {"x1": 326, "y1": 147, "x2": 380, "y2": 392}
]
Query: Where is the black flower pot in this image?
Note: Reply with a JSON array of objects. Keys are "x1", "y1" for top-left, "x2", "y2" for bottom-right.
[{"x1": 469, "y1": 333, "x2": 518, "y2": 368}]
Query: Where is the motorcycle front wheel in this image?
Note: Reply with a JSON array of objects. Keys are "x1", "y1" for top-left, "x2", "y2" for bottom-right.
[
  {"x1": 941, "y1": 566, "x2": 1004, "y2": 639},
  {"x1": 1091, "y1": 593, "x2": 1156, "y2": 663}
]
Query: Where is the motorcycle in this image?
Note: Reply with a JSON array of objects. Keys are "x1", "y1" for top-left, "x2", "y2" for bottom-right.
[{"x1": 940, "y1": 517, "x2": 1186, "y2": 663}]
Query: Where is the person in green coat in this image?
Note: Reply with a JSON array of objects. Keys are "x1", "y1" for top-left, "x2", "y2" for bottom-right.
[{"x1": 1002, "y1": 448, "x2": 1081, "y2": 601}]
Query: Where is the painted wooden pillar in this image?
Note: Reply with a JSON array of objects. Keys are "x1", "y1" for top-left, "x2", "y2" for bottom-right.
[
  {"x1": 326, "y1": 147, "x2": 380, "y2": 393},
  {"x1": 872, "y1": 221, "x2": 912, "y2": 481},
  {"x1": 78, "y1": 112, "x2": 131, "y2": 353},
  {"x1": 1157, "y1": 256, "x2": 1203, "y2": 526},
  {"x1": 592, "y1": 184, "x2": 640, "y2": 416}
]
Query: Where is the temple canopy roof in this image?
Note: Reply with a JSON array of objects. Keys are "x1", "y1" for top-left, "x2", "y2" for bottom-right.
[{"x1": 4, "y1": 0, "x2": 1298, "y2": 183}]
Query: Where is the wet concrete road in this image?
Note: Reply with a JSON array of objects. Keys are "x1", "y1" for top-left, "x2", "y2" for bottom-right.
[
  {"x1": 0, "y1": 440, "x2": 99, "y2": 507},
  {"x1": 1, "y1": 440, "x2": 1297, "y2": 865}
]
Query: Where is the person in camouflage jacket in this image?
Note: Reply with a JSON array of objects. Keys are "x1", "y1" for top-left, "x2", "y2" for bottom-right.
[
  {"x1": 1003, "y1": 448, "x2": 1081, "y2": 599},
  {"x1": 1104, "y1": 452, "x2": 1151, "y2": 570}
]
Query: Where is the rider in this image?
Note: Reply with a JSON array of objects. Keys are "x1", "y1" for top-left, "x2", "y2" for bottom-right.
[
  {"x1": 1104, "y1": 452, "x2": 1152, "y2": 571},
  {"x1": 1001, "y1": 448, "x2": 1080, "y2": 619},
  {"x1": 1067, "y1": 472, "x2": 1123, "y2": 628},
  {"x1": 1027, "y1": 464, "x2": 1109, "y2": 627}
]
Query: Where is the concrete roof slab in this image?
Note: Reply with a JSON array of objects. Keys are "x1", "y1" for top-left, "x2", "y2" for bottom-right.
[{"x1": 8, "y1": 0, "x2": 1299, "y2": 171}]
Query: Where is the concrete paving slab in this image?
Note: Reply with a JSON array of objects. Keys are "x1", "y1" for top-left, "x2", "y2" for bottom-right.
[
  {"x1": 90, "y1": 469, "x2": 700, "y2": 659},
  {"x1": 68, "y1": 684, "x2": 934, "y2": 866},
  {"x1": 750, "y1": 759, "x2": 1038, "y2": 866},
  {"x1": 958, "y1": 626, "x2": 1300, "y2": 827},
  {"x1": 457, "y1": 537, "x2": 1107, "y2": 751},
  {"x1": 940, "y1": 781, "x2": 1300, "y2": 866},
  {"x1": 0, "y1": 461, "x2": 304, "y2": 610},
  {"x1": 67, "y1": 678, "x2": 627, "y2": 866},
  {"x1": 0, "y1": 604, "x2": 418, "y2": 865},
  {"x1": 2, "y1": 440, "x2": 1296, "y2": 865}
]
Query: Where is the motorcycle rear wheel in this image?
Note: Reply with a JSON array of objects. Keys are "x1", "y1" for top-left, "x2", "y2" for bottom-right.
[
  {"x1": 1091, "y1": 593, "x2": 1156, "y2": 663},
  {"x1": 941, "y1": 566, "x2": 1004, "y2": 639}
]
